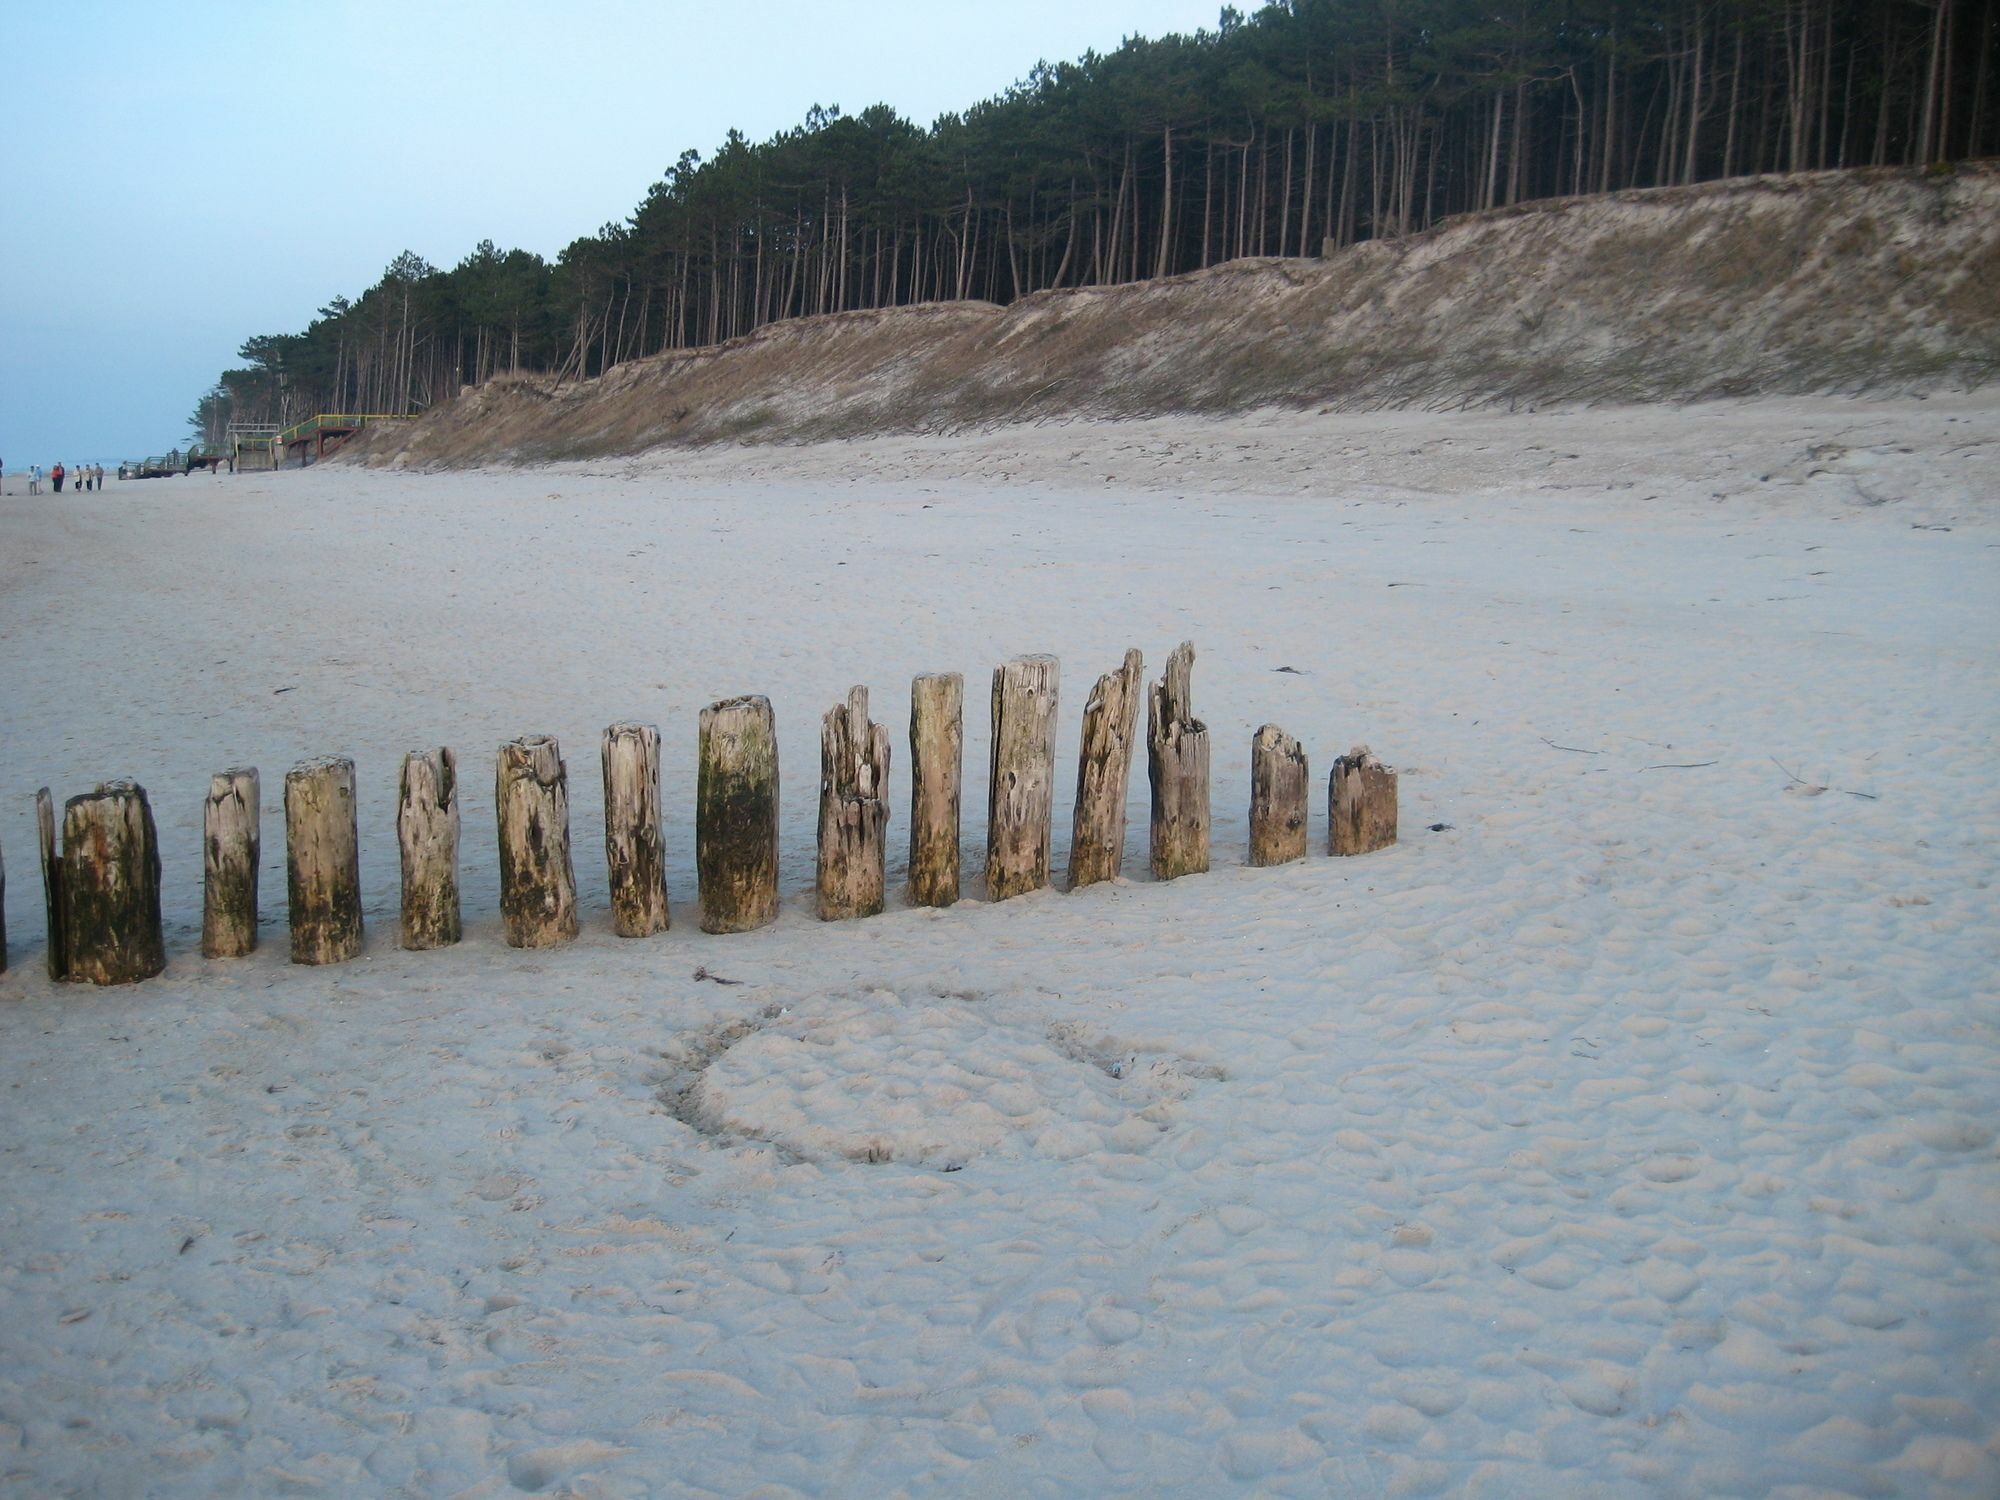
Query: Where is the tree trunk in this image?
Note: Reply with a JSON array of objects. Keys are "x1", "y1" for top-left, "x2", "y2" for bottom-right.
[
  {"x1": 36, "y1": 788, "x2": 64, "y2": 980},
  {"x1": 202, "y1": 767, "x2": 260, "y2": 958},
  {"x1": 496, "y1": 735, "x2": 579, "y2": 949},
  {"x1": 908, "y1": 671, "x2": 964, "y2": 907},
  {"x1": 286, "y1": 756, "x2": 364, "y2": 965},
  {"x1": 1068, "y1": 647, "x2": 1144, "y2": 889},
  {"x1": 398, "y1": 747, "x2": 461, "y2": 950},
  {"x1": 47, "y1": 781, "x2": 166, "y2": 985},
  {"x1": 986, "y1": 654, "x2": 1060, "y2": 900},
  {"x1": 1147, "y1": 641, "x2": 1210, "y2": 880},
  {"x1": 1248, "y1": 725, "x2": 1309, "y2": 867},
  {"x1": 817, "y1": 686, "x2": 891, "y2": 921},
  {"x1": 697, "y1": 695, "x2": 780, "y2": 934},
  {"x1": 1330, "y1": 745, "x2": 1398, "y2": 855},
  {"x1": 602, "y1": 722, "x2": 670, "y2": 937}
]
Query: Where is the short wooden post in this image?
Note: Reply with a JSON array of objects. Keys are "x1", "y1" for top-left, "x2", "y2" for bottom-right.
[
  {"x1": 908, "y1": 672, "x2": 963, "y2": 907},
  {"x1": 986, "y1": 655, "x2": 1060, "y2": 901},
  {"x1": 496, "y1": 736, "x2": 578, "y2": 949},
  {"x1": 397, "y1": 747, "x2": 461, "y2": 950},
  {"x1": 818, "y1": 686, "x2": 891, "y2": 920},
  {"x1": 1147, "y1": 641, "x2": 1210, "y2": 880},
  {"x1": 697, "y1": 696, "x2": 780, "y2": 934},
  {"x1": 1330, "y1": 746, "x2": 1398, "y2": 855},
  {"x1": 57, "y1": 781, "x2": 167, "y2": 985},
  {"x1": 602, "y1": 722, "x2": 670, "y2": 938},
  {"x1": 1069, "y1": 647, "x2": 1144, "y2": 888},
  {"x1": 286, "y1": 756, "x2": 364, "y2": 965},
  {"x1": 36, "y1": 789, "x2": 64, "y2": 981},
  {"x1": 1248, "y1": 726, "x2": 1309, "y2": 867},
  {"x1": 202, "y1": 767, "x2": 261, "y2": 957}
]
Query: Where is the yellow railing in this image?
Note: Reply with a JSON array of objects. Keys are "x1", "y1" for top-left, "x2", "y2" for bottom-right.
[{"x1": 277, "y1": 412, "x2": 413, "y2": 446}]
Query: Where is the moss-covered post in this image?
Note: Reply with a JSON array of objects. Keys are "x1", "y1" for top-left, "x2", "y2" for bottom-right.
[
  {"x1": 57, "y1": 781, "x2": 166, "y2": 985},
  {"x1": 1147, "y1": 640, "x2": 1210, "y2": 880},
  {"x1": 986, "y1": 655, "x2": 1060, "y2": 901},
  {"x1": 602, "y1": 722, "x2": 670, "y2": 938},
  {"x1": 908, "y1": 672, "x2": 963, "y2": 908},
  {"x1": 496, "y1": 735, "x2": 578, "y2": 949},
  {"x1": 398, "y1": 747, "x2": 461, "y2": 950},
  {"x1": 697, "y1": 696, "x2": 779, "y2": 934},
  {"x1": 202, "y1": 767, "x2": 260, "y2": 958},
  {"x1": 818, "y1": 686, "x2": 891, "y2": 921},
  {"x1": 1248, "y1": 726, "x2": 1309, "y2": 867},
  {"x1": 1330, "y1": 746, "x2": 1398, "y2": 856},
  {"x1": 1069, "y1": 648, "x2": 1144, "y2": 889},
  {"x1": 285, "y1": 756, "x2": 364, "y2": 965}
]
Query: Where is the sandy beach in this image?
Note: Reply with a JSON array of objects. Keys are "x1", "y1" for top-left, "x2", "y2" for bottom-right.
[{"x1": 1, "y1": 394, "x2": 1995, "y2": 1496}]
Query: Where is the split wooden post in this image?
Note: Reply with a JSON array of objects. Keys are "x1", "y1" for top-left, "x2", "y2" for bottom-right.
[
  {"x1": 602, "y1": 722, "x2": 669, "y2": 938},
  {"x1": 1330, "y1": 746, "x2": 1398, "y2": 855},
  {"x1": 496, "y1": 735, "x2": 578, "y2": 949},
  {"x1": 202, "y1": 767, "x2": 261, "y2": 958},
  {"x1": 908, "y1": 672, "x2": 963, "y2": 907},
  {"x1": 697, "y1": 696, "x2": 780, "y2": 934},
  {"x1": 986, "y1": 655, "x2": 1060, "y2": 901},
  {"x1": 36, "y1": 789, "x2": 63, "y2": 980},
  {"x1": 1069, "y1": 648, "x2": 1144, "y2": 889},
  {"x1": 286, "y1": 756, "x2": 364, "y2": 965},
  {"x1": 397, "y1": 747, "x2": 461, "y2": 950},
  {"x1": 1147, "y1": 640, "x2": 1211, "y2": 880},
  {"x1": 52, "y1": 781, "x2": 167, "y2": 985},
  {"x1": 1248, "y1": 726, "x2": 1309, "y2": 867},
  {"x1": 818, "y1": 686, "x2": 892, "y2": 921}
]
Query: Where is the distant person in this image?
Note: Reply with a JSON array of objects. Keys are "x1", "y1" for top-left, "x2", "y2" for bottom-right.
[
  {"x1": 51, "y1": 462, "x2": 65, "y2": 493},
  {"x1": 29, "y1": 464, "x2": 41, "y2": 495}
]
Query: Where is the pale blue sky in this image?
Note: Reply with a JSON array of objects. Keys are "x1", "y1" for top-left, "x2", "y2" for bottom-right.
[{"x1": 0, "y1": 0, "x2": 1223, "y2": 464}]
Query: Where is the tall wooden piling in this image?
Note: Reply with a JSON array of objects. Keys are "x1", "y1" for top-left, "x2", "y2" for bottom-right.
[
  {"x1": 908, "y1": 672, "x2": 963, "y2": 908},
  {"x1": 818, "y1": 686, "x2": 891, "y2": 921},
  {"x1": 54, "y1": 781, "x2": 167, "y2": 985},
  {"x1": 986, "y1": 655, "x2": 1060, "y2": 901},
  {"x1": 1331, "y1": 746, "x2": 1398, "y2": 856},
  {"x1": 1248, "y1": 726, "x2": 1309, "y2": 867},
  {"x1": 1068, "y1": 648, "x2": 1144, "y2": 889},
  {"x1": 398, "y1": 747, "x2": 461, "y2": 950},
  {"x1": 496, "y1": 735, "x2": 578, "y2": 949},
  {"x1": 286, "y1": 756, "x2": 364, "y2": 965},
  {"x1": 602, "y1": 722, "x2": 670, "y2": 938},
  {"x1": 202, "y1": 767, "x2": 261, "y2": 958},
  {"x1": 1147, "y1": 641, "x2": 1210, "y2": 880},
  {"x1": 697, "y1": 695, "x2": 780, "y2": 934}
]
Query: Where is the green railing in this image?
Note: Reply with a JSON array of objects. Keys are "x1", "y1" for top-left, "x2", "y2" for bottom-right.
[{"x1": 277, "y1": 412, "x2": 413, "y2": 447}]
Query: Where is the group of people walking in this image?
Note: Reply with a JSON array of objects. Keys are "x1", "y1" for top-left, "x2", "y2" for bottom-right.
[{"x1": 20, "y1": 461, "x2": 105, "y2": 494}]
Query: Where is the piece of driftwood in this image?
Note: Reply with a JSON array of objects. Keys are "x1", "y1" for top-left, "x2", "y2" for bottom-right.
[
  {"x1": 57, "y1": 781, "x2": 166, "y2": 985},
  {"x1": 286, "y1": 756, "x2": 364, "y2": 965},
  {"x1": 908, "y1": 672, "x2": 963, "y2": 907},
  {"x1": 986, "y1": 655, "x2": 1060, "y2": 901},
  {"x1": 697, "y1": 695, "x2": 779, "y2": 934},
  {"x1": 1147, "y1": 640, "x2": 1210, "y2": 880},
  {"x1": 496, "y1": 735, "x2": 579, "y2": 949},
  {"x1": 818, "y1": 686, "x2": 891, "y2": 920},
  {"x1": 202, "y1": 767, "x2": 261, "y2": 958},
  {"x1": 602, "y1": 722, "x2": 670, "y2": 938},
  {"x1": 398, "y1": 747, "x2": 461, "y2": 950},
  {"x1": 1330, "y1": 745, "x2": 1398, "y2": 855},
  {"x1": 36, "y1": 788, "x2": 63, "y2": 981},
  {"x1": 1248, "y1": 725, "x2": 1309, "y2": 867},
  {"x1": 1069, "y1": 647, "x2": 1144, "y2": 888}
]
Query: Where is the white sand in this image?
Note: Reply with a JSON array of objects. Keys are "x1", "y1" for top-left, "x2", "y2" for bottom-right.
[{"x1": 0, "y1": 394, "x2": 1995, "y2": 1496}]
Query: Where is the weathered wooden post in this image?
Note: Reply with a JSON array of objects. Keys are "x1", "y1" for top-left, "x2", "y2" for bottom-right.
[
  {"x1": 202, "y1": 767, "x2": 261, "y2": 957},
  {"x1": 602, "y1": 722, "x2": 670, "y2": 938},
  {"x1": 1069, "y1": 648, "x2": 1144, "y2": 889},
  {"x1": 0, "y1": 831, "x2": 7, "y2": 975},
  {"x1": 496, "y1": 735, "x2": 578, "y2": 948},
  {"x1": 697, "y1": 696, "x2": 780, "y2": 934},
  {"x1": 1248, "y1": 726, "x2": 1309, "y2": 867},
  {"x1": 286, "y1": 756, "x2": 364, "y2": 965},
  {"x1": 40, "y1": 781, "x2": 168, "y2": 985},
  {"x1": 36, "y1": 789, "x2": 64, "y2": 980},
  {"x1": 818, "y1": 686, "x2": 891, "y2": 920},
  {"x1": 908, "y1": 672, "x2": 963, "y2": 907},
  {"x1": 1330, "y1": 746, "x2": 1398, "y2": 855},
  {"x1": 1147, "y1": 641, "x2": 1210, "y2": 880},
  {"x1": 986, "y1": 655, "x2": 1060, "y2": 901},
  {"x1": 397, "y1": 747, "x2": 461, "y2": 950}
]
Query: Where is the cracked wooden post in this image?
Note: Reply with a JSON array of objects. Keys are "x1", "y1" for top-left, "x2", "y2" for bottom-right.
[
  {"x1": 986, "y1": 655, "x2": 1060, "y2": 901},
  {"x1": 602, "y1": 722, "x2": 669, "y2": 938},
  {"x1": 36, "y1": 789, "x2": 64, "y2": 980},
  {"x1": 697, "y1": 695, "x2": 779, "y2": 934},
  {"x1": 286, "y1": 756, "x2": 363, "y2": 965},
  {"x1": 1069, "y1": 647, "x2": 1144, "y2": 889},
  {"x1": 908, "y1": 672, "x2": 963, "y2": 908},
  {"x1": 398, "y1": 747, "x2": 461, "y2": 950},
  {"x1": 818, "y1": 686, "x2": 891, "y2": 921},
  {"x1": 202, "y1": 767, "x2": 261, "y2": 958},
  {"x1": 1147, "y1": 640, "x2": 1210, "y2": 880},
  {"x1": 496, "y1": 735, "x2": 578, "y2": 949},
  {"x1": 1330, "y1": 746, "x2": 1398, "y2": 855},
  {"x1": 57, "y1": 781, "x2": 166, "y2": 985},
  {"x1": 1248, "y1": 726, "x2": 1309, "y2": 867}
]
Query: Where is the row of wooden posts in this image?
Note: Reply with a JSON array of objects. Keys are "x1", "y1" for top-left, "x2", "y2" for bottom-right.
[{"x1": 3, "y1": 644, "x2": 1398, "y2": 987}]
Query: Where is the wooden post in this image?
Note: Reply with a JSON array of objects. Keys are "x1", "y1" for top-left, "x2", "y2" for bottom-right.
[
  {"x1": 202, "y1": 767, "x2": 261, "y2": 957},
  {"x1": 818, "y1": 686, "x2": 891, "y2": 920},
  {"x1": 1331, "y1": 746, "x2": 1398, "y2": 855},
  {"x1": 1248, "y1": 726, "x2": 1309, "y2": 867},
  {"x1": 286, "y1": 756, "x2": 363, "y2": 965},
  {"x1": 495, "y1": 736, "x2": 578, "y2": 949},
  {"x1": 0, "y1": 829, "x2": 7, "y2": 975},
  {"x1": 1068, "y1": 647, "x2": 1144, "y2": 888},
  {"x1": 908, "y1": 672, "x2": 963, "y2": 908},
  {"x1": 986, "y1": 655, "x2": 1060, "y2": 901},
  {"x1": 1147, "y1": 640, "x2": 1210, "y2": 880},
  {"x1": 57, "y1": 781, "x2": 166, "y2": 985},
  {"x1": 397, "y1": 747, "x2": 461, "y2": 950},
  {"x1": 602, "y1": 722, "x2": 669, "y2": 938},
  {"x1": 697, "y1": 696, "x2": 779, "y2": 934},
  {"x1": 36, "y1": 788, "x2": 64, "y2": 981}
]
